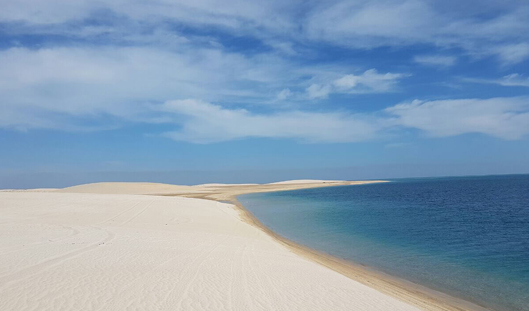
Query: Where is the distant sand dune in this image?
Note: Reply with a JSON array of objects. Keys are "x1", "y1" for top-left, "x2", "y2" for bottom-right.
[
  {"x1": 58, "y1": 180, "x2": 349, "y2": 194},
  {"x1": 57, "y1": 180, "x2": 386, "y2": 198},
  {"x1": 196, "y1": 183, "x2": 259, "y2": 187},
  {"x1": 0, "y1": 188, "x2": 58, "y2": 192},
  {"x1": 58, "y1": 182, "x2": 198, "y2": 195},
  {"x1": 267, "y1": 179, "x2": 345, "y2": 184}
]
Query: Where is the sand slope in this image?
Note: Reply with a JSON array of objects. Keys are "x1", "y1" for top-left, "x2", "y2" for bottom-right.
[
  {"x1": 0, "y1": 191, "x2": 418, "y2": 311},
  {"x1": 267, "y1": 179, "x2": 344, "y2": 184},
  {"x1": 58, "y1": 180, "x2": 387, "y2": 199},
  {"x1": 58, "y1": 182, "x2": 200, "y2": 195}
]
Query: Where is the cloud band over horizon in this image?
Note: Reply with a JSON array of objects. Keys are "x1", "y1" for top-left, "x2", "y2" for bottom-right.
[{"x1": 1, "y1": 0, "x2": 529, "y2": 145}]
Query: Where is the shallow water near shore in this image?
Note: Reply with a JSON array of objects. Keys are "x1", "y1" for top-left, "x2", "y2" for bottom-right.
[{"x1": 238, "y1": 175, "x2": 529, "y2": 311}]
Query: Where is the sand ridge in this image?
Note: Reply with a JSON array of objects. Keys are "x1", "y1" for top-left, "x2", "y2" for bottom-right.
[
  {"x1": 57, "y1": 179, "x2": 361, "y2": 195},
  {"x1": 57, "y1": 180, "x2": 387, "y2": 200}
]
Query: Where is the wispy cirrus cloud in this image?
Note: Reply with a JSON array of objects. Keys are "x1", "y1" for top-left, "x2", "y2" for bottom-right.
[
  {"x1": 2, "y1": 44, "x2": 528, "y2": 144},
  {"x1": 1, "y1": 0, "x2": 528, "y2": 64},
  {"x1": 0, "y1": 45, "x2": 305, "y2": 129},
  {"x1": 493, "y1": 43, "x2": 529, "y2": 66},
  {"x1": 0, "y1": 46, "x2": 407, "y2": 131},
  {"x1": 463, "y1": 73, "x2": 529, "y2": 87},
  {"x1": 334, "y1": 69, "x2": 406, "y2": 93},
  {"x1": 305, "y1": 0, "x2": 529, "y2": 64},
  {"x1": 386, "y1": 97, "x2": 529, "y2": 140},
  {"x1": 306, "y1": 69, "x2": 406, "y2": 99},
  {"x1": 156, "y1": 97, "x2": 529, "y2": 143},
  {"x1": 1, "y1": 0, "x2": 528, "y2": 145},
  {"x1": 414, "y1": 55, "x2": 456, "y2": 67},
  {"x1": 0, "y1": 0, "x2": 297, "y2": 32},
  {"x1": 160, "y1": 99, "x2": 381, "y2": 143}
]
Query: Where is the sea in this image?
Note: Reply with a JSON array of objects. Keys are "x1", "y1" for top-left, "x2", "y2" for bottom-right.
[{"x1": 238, "y1": 175, "x2": 529, "y2": 311}]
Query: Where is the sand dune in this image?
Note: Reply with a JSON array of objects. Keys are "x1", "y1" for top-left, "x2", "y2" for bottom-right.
[
  {"x1": 267, "y1": 179, "x2": 345, "y2": 184},
  {"x1": 196, "y1": 183, "x2": 259, "y2": 187},
  {"x1": 0, "y1": 191, "x2": 419, "y2": 311},
  {"x1": 0, "y1": 188, "x2": 58, "y2": 192},
  {"x1": 58, "y1": 180, "x2": 350, "y2": 195},
  {"x1": 58, "y1": 180, "x2": 387, "y2": 200},
  {"x1": 58, "y1": 182, "x2": 199, "y2": 195}
]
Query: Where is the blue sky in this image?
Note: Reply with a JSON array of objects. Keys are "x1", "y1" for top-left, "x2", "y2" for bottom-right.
[{"x1": 1, "y1": 0, "x2": 529, "y2": 187}]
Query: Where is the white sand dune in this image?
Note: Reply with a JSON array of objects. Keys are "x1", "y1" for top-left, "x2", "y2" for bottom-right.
[
  {"x1": 267, "y1": 179, "x2": 345, "y2": 184},
  {"x1": 196, "y1": 183, "x2": 259, "y2": 187},
  {"x1": 0, "y1": 191, "x2": 420, "y2": 311},
  {"x1": 58, "y1": 180, "x2": 386, "y2": 199},
  {"x1": 59, "y1": 182, "x2": 201, "y2": 195},
  {"x1": 0, "y1": 188, "x2": 58, "y2": 192},
  {"x1": 58, "y1": 180, "x2": 346, "y2": 194}
]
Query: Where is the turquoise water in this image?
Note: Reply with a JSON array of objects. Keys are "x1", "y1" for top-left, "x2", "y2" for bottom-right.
[{"x1": 238, "y1": 175, "x2": 529, "y2": 311}]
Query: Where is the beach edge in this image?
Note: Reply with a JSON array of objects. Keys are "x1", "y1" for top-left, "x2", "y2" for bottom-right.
[
  {"x1": 54, "y1": 179, "x2": 495, "y2": 311},
  {"x1": 222, "y1": 184, "x2": 492, "y2": 311}
]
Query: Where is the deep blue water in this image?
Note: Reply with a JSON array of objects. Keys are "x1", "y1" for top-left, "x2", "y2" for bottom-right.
[{"x1": 238, "y1": 175, "x2": 529, "y2": 311}]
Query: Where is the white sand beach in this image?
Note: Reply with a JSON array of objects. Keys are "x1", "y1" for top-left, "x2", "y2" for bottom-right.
[{"x1": 0, "y1": 181, "x2": 483, "y2": 311}]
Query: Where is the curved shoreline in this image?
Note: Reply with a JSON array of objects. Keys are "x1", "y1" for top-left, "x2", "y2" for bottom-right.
[
  {"x1": 56, "y1": 180, "x2": 494, "y2": 311},
  {"x1": 227, "y1": 195, "x2": 491, "y2": 311}
]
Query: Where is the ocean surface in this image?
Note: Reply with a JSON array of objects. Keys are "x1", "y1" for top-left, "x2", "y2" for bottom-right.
[{"x1": 238, "y1": 175, "x2": 529, "y2": 311}]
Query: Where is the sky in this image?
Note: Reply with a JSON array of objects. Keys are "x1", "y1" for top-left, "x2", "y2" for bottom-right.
[{"x1": 1, "y1": 0, "x2": 529, "y2": 187}]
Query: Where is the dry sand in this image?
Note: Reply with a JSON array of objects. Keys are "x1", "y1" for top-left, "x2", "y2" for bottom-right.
[{"x1": 0, "y1": 180, "x2": 487, "y2": 310}]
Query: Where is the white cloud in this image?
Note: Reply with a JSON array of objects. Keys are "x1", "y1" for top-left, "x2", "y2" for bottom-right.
[
  {"x1": 306, "y1": 84, "x2": 332, "y2": 99},
  {"x1": 0, "y1": 0, "x2": 299, "y2": 46},
  {"x1": 1, "y1": 1, "x2": 529, "y2": 143},
  {"x1": 305, "y1": 0, "x2": 529, "y2": 64},
  {"x1": 387, "y1": 97, "x2": 529, "y2": 140},
  {"x1": 333, "y1": 69, "x2": 405, "y2": 93},
  {"x1": 0, "y1": 46, "x2": 303, "y2": 129},
  {"x1": 0, "y1": 0, "x2": 94, "y2": 24},
  {"x1": 3, "y1": 51, "x2": 529, "y2": 144},
  {"x1": 2, "y1": 0, "x2": 528, "y2": 64},
  {"x1": 306, "y1": 69, "x2": 405, "y2": 99},
  {"x1": 159, "y1": 97, "x2": 529, "y2": 143},
  {"x1": 158, "y1": 96, "x2": 529, "y2": 143},
  {"x1": 414, "y1": 55, "x2": 456, "y2": 67},
  {"x1": 463, "y1": 73, "x2": 529, "y2": 87},
  {"x1": 0, "y1": 48, "x2": 406, "y2": 131},
  {"x1": 277, "y1": 88, "x2": 292, "y2": 100},
  {"x1": 306, "y1": 0, "x2": 436, "y2": 46},
  {"x1": 0, "y1": 0, "x2": 291, "y2": 28},
  {"x1": 496, "y1": 74, "x2": 529, "y2": 87},
  {"x1": 160, "y1": 99, "x2": 381, "y2": 143},
  {"x1": 494, "y1": 43, "x2": 529, "y2": 65}
]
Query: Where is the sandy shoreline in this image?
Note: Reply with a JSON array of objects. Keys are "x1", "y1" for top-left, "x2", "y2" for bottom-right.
[
  {"x1": 0, "y1": 180, "x2": 491, "y2": 310},
  {"x1": 227, "y1": 199, "x2": 490, "y2": 311},
  {"x1": 161, "y1": 181, "x2": 490, "y2": 311}
]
